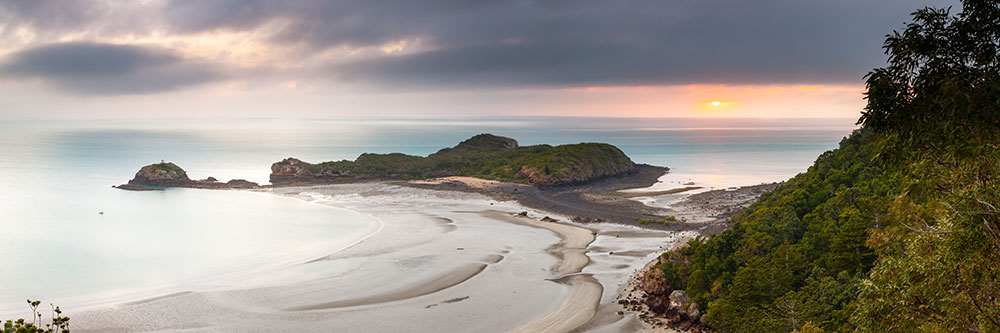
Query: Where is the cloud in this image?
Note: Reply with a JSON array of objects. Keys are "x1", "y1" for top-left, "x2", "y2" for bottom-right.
[
  {"x1": 0, "y1": 42, "x2": 224, "y2": 95},
  {"x1": 1, "y1": 0, "x2": 961, "y2": 91},
  {"x1": 156, "y1": 0, "x2": 958, "y2": 87}
]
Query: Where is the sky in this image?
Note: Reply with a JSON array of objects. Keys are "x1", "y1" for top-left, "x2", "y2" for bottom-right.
[{"x1": 0, "y1": 0, "x2": 957, "y2": 120}]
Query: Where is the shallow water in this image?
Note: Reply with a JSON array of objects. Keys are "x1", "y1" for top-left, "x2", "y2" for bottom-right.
[{"x1": 0, "y1": 117, "x2": 854, "y2": 314}]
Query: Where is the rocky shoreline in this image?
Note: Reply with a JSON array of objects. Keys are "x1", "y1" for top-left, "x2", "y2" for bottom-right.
[{"x1": 617, "y1": 253, "x2": 716, "y2": 332}]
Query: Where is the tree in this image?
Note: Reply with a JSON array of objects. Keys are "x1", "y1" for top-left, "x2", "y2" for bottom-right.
[
  {"x1": 853, "y1": 1, "x2": 1000, "y2": 331},
  {"x1": 3, "y1": 300, "x2": 70, "y2": 333}
]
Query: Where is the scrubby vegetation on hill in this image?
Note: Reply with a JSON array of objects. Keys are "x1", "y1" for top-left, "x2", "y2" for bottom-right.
[
  {"x1": 648, "y1": 2, "x2": 1000, "y2": 331},
  {"x1": 270, "y1": 134, "x2": 638, "y2": 186}
]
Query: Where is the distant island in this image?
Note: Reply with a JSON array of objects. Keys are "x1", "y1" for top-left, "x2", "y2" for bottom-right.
[
  {"x1": 115, "y1": 134, "x2": 648, "y2": 191},
  {"x1": 270, "y1": 134, "x2": 640, "y2": 187},
  {"x1": 114, "y1": 161, "x2": 259, "y2": 191},
  {"x1": 116, "y1": 134, "x2": 646, "y2": 191},
  {"x1": 114, "y1": 134, "x2": 727, "y2": 229}
]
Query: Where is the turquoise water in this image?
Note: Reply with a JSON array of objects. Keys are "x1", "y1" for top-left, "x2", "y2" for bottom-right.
[{"x1": 0, "y1": 117, "x2": 856, "y2": 314}]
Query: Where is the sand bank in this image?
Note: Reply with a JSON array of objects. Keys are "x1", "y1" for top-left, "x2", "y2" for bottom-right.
[{"x1": 68, "y1": 183, "x2": 683, "y2": 332}]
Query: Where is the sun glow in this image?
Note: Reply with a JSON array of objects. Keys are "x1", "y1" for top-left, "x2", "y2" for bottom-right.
[{"x1": 711, "y1": 101, "x2": 722, "y2": 106}]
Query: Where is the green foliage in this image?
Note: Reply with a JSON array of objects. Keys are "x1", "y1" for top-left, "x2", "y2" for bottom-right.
[
  {"x1": 634, "y1": 216, "x2": 681, "y2": 225},
  {"x1": 653, "y1": 2, "x2": 1000, "y2": 331},
  {"x1": 852, "y1": 1, "x2": 1000, "y2": 331},
  {"x1": 147, "y1": 162, "x2": 184, "y2": 174},
  {"x1": 652, "y1": 129, "x2": 888, "y2": 332},
  {"x1": 3, "y1": 300, "x2": 70, "y2": 333},
  {"x1": 280, "y1": 134, "x2": 637, "y2": 186}
]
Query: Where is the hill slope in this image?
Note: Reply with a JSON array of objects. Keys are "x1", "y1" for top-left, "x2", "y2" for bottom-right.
[{"x1": 642, "y1": 2, "x2": 1000, "y2": 331}]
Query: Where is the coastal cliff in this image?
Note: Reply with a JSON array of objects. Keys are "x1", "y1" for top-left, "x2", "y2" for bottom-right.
[
  {"x1": 270, "y1": 134, "x2": 639, "y2": 187},
  {"x1": 115, "y1": 162, "x2": 259, "y2": 191}
]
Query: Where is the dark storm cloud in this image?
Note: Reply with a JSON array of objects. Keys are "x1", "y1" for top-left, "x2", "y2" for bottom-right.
[
  {"x1": 0, "y1": 42, "x2": 224, "y2": 95},
  {"x1": 0, "y1": 1, "x2": 99, "y2": 31},
  {"x1": 158, "y1": 0, "x2": 958, "y2": 87},
  {"x1": 3, "y1": 0, "x2": 960, "y2": 90}
]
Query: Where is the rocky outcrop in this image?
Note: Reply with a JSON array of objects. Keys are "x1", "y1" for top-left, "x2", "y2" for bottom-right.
[
  {"x1": 617, "y1": 252, "x2": 715, "y2": 332},
  {"x1": 115, "y1": 162, "x2": 260, "y2": 191},
  {"x1": 669, "y1": 290, "x2": 690, "y2": 310},
  {"x1": 269, "y1": 158, "x2": 359, "y2": 184}
]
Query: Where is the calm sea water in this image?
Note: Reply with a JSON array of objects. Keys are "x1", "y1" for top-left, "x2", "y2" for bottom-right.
[{"x1": 0, "y1": 117, "x2": 856, "y2": 314}]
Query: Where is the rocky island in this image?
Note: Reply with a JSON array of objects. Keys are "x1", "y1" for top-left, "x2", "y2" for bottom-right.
[
  {"x1": 270, "y1": 134, "x2": 643, "y2": 187},
  {"x1": 114, "y1": 161, "x2": 259, "y2": 191}
]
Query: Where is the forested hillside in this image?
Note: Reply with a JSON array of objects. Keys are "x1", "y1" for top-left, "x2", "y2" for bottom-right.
[
  {"x1": 270, "y1": 134, "x2": 638, "y2": 186},
  {"x1": 650, "y1": 1, "x2": 1000, "y2": 331}
]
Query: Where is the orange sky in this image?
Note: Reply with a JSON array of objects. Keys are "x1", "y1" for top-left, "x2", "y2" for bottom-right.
[{"x1": 0, "y1": 78, "x2": 867, "y2": 119}]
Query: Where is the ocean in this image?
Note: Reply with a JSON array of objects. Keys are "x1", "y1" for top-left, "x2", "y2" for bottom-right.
[{"x1": 0, "y1": 116, "x2": 856, "y2": 314}]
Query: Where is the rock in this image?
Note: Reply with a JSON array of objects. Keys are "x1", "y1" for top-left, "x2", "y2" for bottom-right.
[
  {"x1": 571, "y1": 216, "x2": 605, "y2": 223},
  {"x1": 540, "y1": 216, "x2": 559, "y2": 222},
  {"x1": 641, "y1": 269, "x2": 668, "y2": 295},
  {"x1": 270, "y1": 157, "x2": 353, "y2": 183},
  {"x1": 669, "y1": 290, "x2": 689, "y2": 310},
  {"x1": 517, "y1": 211, "x2": 528, "y2": 217},
  {"x1": 648, "y1": 298, "x2": 667, "y2": 314},
  {"x1": 205, "y1": 176, "x2": 218, "y2": 182},
  {"x1": 225, "y1": 179, "x2": 260, "y2": 188},
  {"x1": 112, "y1": 183, "x2": 160, "y2": 191},
  {"x1": 688, "y1": 303, "x2": 701, "y2": 322}
]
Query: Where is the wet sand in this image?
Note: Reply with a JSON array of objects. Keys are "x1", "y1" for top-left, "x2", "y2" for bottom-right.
[
  {"x1": 486, "y1": 211, "x2": 605, "y2": 332},
  {"x1": 70, "y1": 183, "x2": 684, "y2": 332},
  {"x1": 68, "y1": 173, "x2": 767, "y2": 332}
]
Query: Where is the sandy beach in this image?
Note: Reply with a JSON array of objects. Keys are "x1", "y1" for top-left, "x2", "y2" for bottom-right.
[{"x1": 66, "y1": 182, "x2": 690, "y2": 332}]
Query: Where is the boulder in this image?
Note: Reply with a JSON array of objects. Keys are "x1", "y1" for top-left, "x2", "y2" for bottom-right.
[
  {"x1": 668, "y1": 290, "x2": 689, "y2": 310},
  {"x1": 642, "y1": 269, "x2": 669, "y2": 295},
  {"x1": 687, "y1": 303, "x2": 701, "y2": 322}
]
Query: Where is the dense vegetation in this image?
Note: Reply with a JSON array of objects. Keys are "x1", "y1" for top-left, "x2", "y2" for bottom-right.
[
  {"x1": 271, "y1": 134, "x2": 638, "y2": 186},
  {"x1": 653, "y1": 1, "x2": 999, "y2": 331}
]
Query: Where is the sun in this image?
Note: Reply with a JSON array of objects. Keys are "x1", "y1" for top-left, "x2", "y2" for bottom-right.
[{"x1": 710, "y1": 101, "x2": 721, "y2": 106}]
